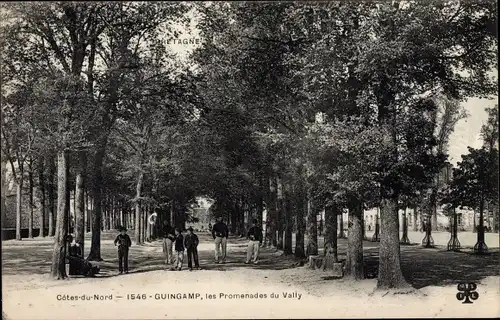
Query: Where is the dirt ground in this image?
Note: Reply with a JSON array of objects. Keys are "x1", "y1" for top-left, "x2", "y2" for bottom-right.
[{"x1": 2, "y1": 230, "x2": 499, "y2": 319}]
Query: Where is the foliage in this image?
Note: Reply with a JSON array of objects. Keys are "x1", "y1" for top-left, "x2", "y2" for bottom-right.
[{"x1": 441, "y1": 147, "x2": 499, "y2": 209}]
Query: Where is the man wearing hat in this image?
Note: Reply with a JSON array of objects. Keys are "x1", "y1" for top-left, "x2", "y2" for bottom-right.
[
  {"x1": 212, "y1": 216, "x2": 229, "y2": 263},
  {"x1": 114, "y1": 226, "x2": 132, "y2": 274},
  {"x1": 246, "y1": 219, "x2": 263, "y2": 264},
  {"x1": 184, "y1": 226, "x2": 200, "y2": 271}
]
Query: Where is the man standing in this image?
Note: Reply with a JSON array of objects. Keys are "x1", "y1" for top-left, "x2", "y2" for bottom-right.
[
  {"x1": 162, "y1": 220, "x2": 175, "y2": 266},
  {"x1": 114, "y1": 227, "x2": 132, "y2": 274},
  {"x1": 246, "y1": 219, "x2": 263, "y2": 264},
  {"x1": 184, "y1": 226, "x2": 200, "y2": 271},
  {"x1": 212, "y1": 217, "x2": 229, "y2": 264}
]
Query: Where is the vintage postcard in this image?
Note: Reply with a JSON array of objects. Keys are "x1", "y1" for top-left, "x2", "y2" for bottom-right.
[{"x1": 1, "y1": 1, "x2": 498, "y2": 319}]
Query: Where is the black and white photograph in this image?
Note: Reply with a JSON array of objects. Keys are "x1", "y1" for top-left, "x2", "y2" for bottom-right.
[{"x1": 1, "y1": 1, "x2": 498, "y2": 319}]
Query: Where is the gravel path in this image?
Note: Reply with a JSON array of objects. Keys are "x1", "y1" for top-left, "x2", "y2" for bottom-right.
[{"x1": 2, "y1": 231, "x2": 499, "y2": 319}]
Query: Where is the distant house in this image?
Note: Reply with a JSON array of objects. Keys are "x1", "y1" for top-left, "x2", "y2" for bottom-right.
[{"x1": 187, "y1": 197, "x2": 213, "y2": 231}]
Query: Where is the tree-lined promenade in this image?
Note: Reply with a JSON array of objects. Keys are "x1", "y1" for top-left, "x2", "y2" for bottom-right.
[{"x1": 1, "y1": 1, "x2": 498, "y2": 291}]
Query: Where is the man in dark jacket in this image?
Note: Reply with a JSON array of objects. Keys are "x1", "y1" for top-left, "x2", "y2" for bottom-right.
[
  {"x1": 114, "y1": 227, "x2": 132, "y2": 274},
  {"x1": 184, "y1": 226, "x2": 200, "y2": 271},
  {"x1": 161, "y1": 221, "x2": 175, "y2": 265},
  {"x1": 245, "y1": 219, "x2": 263, "y2": 264},
  {"x1": 212, "y1": 217, "x2": 229, "y2": 264},
  {"x1": 173, "y1": 228, "x2": 185, "y2": 271}
]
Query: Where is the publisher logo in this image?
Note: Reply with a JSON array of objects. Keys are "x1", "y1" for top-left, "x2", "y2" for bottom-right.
[{"x1": 456, "y1": 282, "x2": 479, "y2": 304}]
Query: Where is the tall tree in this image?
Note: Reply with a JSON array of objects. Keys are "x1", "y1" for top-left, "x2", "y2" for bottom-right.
[
  {"x1": 447, "y1": 147, "x2": 498, "y2": 253},
  {"x1": 480, "y1": 106, "x2": 499, "y2": 232},
  {"x1": 428, "y1": 96, "x2": 469, "y2": 230}
]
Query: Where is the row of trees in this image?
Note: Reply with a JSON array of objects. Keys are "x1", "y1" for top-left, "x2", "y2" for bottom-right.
[
  {"x1": 1, "y1": 2, "x2": 200, "y2": 278},
  {"x1": 441, "y1": 106, "x2": 499, "y2": 252},
  {"x1": 1, "y1": 1, "x2": 497, "y2": 289}
]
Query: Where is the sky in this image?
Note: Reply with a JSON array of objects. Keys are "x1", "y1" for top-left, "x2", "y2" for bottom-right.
[{"x1": 448, "y1": 96, "x2": 497, "y2": 166}]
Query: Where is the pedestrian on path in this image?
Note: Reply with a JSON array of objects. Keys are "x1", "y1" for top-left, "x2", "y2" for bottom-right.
[
  {"x1": 245, "y1": 219, "x2": 263, "y2": 264},
  {"x1": 212, "y1": 217, "x2": 229, "y2": 264},
  {"x1": 114, "y1": 226, "x2": 132, "y2": 274},
  {"x1": 174, "y1": 228, "x2": 185, "y2": 271},
  {"x1": 162, "y1": 221, "x2": 175, "y2": 265},
  {"x1": 184, "y1": 226, "x2": 200, "y2": 271}
]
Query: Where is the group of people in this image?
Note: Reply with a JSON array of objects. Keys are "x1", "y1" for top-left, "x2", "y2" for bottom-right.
[
  {"x1": 208, "y1": 216, "x2": 264, "y2": 265},
  {"x1": 113, "y1": 216, "x2": 264, "y2": 273},
  {"x1": 160, "y1": 223, "x2": 200, "y2": 271}
]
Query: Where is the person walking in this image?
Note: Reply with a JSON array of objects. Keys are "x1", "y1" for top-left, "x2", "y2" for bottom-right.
[
  {"x1": 114, "y1": 226, "x2": 132, "y2": 274},
  {"x1": 184, "y1": 226, "x2": 200, "y2": 271},
  {"x1": 161, "y1": 221, "x2": 175, "y2": 266},
  {"x1": 245, "y1": 219, "x2": 263, "y2": 264},
  {"x1": 212, "y1": 217, "x2": 229, "y2": 264}
]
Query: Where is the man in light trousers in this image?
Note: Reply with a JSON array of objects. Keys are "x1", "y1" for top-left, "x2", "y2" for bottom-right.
[
  {"x1": 246, "y1": 219, "x2": 263, "y2": 264},
  {"x1": 161, "y1": 221, "x2": 175, "y2": 265},
  {"x1": 212, "y1": 217, "x2": 229, "y2": 264}
]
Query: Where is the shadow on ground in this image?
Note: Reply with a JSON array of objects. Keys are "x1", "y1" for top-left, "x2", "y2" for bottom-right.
[
  {"x1": 363, "y1": 246, "x2": 499, "y2": 289},
  {"x1": 2, "y1": 231, "x2": 498, "y2": 289}
]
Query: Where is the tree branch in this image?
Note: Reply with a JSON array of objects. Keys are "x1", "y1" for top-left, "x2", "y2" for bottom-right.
[
  {"x1": 37, "y1": 23, "x2": 71, "y2": 73},
  {"x1": 112, "y1": 125, "x2": 139, "y2": 152}
]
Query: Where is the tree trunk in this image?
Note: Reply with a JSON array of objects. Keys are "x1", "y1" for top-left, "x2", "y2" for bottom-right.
[
  {"x1": 377, "y1": 197, "x2": 409, "y2": 289},
  {"x1": 493, "y1": 204, "x2": 499, "y2": 233},
  {"x1": 146, "y1": 207, "x2": 152, "y2": 242},
  {"x1": 102, "y1": 195, "x2": 108, "y2": 231},
  {"x1": 105, "y1": 197, "x2": 109, "y2": 230},
  {"x1": 306, "y1": 187, "x2": 318, "y2": 256},
  {"x1": 48, "y1": 158, "x2": 56, "y2": 237},
  {"x1": 134, "y1": 171, "x2": 144, "y2": 245},
  {"x1": 295, "y1": 166, "x2": 306, "y2": 258},
  {"x1": 142, "y1": 204, "x2": 147, "y2": 242},
  {"x1": 88, "y1": 147, "x2": 105, "y2": 261},
  {"x1": 431, "y1": 198, "x2": 438, "y2": 231},
  {"x1": 257, "y1": 178, "x2": 264, "y2": 224},
  {"x1": 294, "y1": 189, "x2": 306, "y2": 258},
  {"x1": 431, "y1": 180, "x2": 439, "y2": 231},
  {"x1": 266, "y1": 176, "x2": 278, "y2": 247},
  {"x1": 75, "y1": 151, "x2": 86, "y2": 255},
  {"x1": 276, "y1": 177, "x2": 284, "y2": 250},
  {"x1": 15, "y1": 180, "x2": 23, "y2": 241},
  {"x1": 85, "y1": 191, "x2": 91, "y2": 233},
  {"x1": 412, "y1": 206, "x2": 418, "y2": 232},
  {"x1": 28, "y1": 160, "x2": 34, "y2": 238},
  {"x1": 345, "y1": 199, "x2": 364, "y2": 280},
  {"x1": 338, "y1": 209, "x2": 346, "y2": 238},
  {"x1": 38, "y1": 161, "x2": 47, "y2": 237},
  {"x1": 323, "y1": 204, "x2": 339, "y2": 269},
  {"x1": 111, "y1": 199, "x2": 115, "y2": 229},
  {"x1": 50, "y1": 150, "x2": 69, "y2": 279},
  {"x1": 114, "y1": 198, "x2": 118, "y2": 229},
  {"x1": 170, "y1": 200, "x2": 175, "y2": 227},
  {"x1": 120, "y1": 201, "x2": 124, "y2": 228},
  {"x1": 400, "y1": 207, "x2": 410, "y2": 245},
  {"x1": 474, "y1": 197, "x2": 487, "y2": 254},
  {"x1": 107, "y1": 197, "x2": 111, "y2": 230},
  {"x1": 1, "y1": 161, "x2": 6, "y2": 232},
  {"x1": 73, "y1": 189, "x2": 76, "y2": 223},
  {"x1": 230, "y1": 201, "x2": 238, "y2": 235},
  {"x1": 362, "y1": 214, "x2": 368, "y2": 240},
  {"x1": 283, "y1": 182, "x2": 293, "y2": 255},
  {"x1": 65, "y1": 161, "x2": 71, "y2": 235},
  {"x1": 239, "y1": 201, "x2": 246, "y2": 236},
  {"x1": 129, "y1": 206, "x2": 133, "y2": 230}
]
